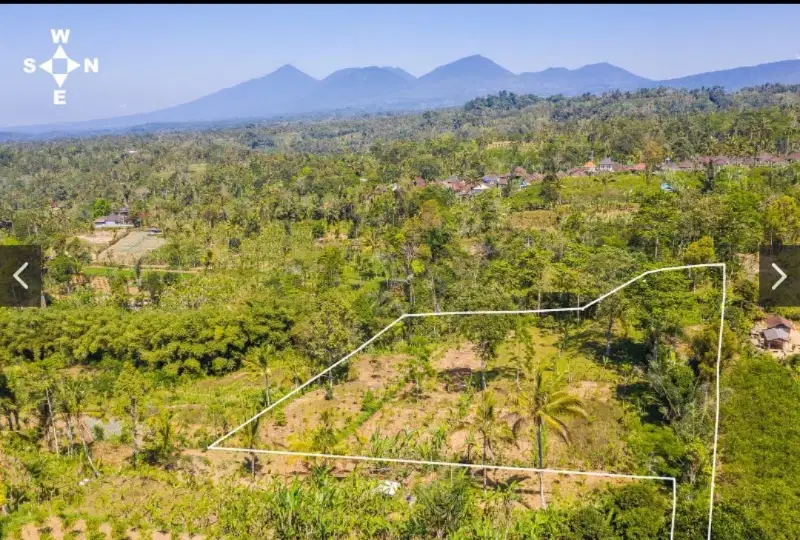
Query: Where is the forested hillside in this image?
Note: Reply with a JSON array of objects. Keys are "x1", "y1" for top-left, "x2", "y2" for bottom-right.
[{"x1": 1, "y1": 84, "x2": 799, "y2": 539}]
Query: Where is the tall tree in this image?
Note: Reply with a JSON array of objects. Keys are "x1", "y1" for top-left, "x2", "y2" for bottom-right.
[{"x1": 509, "y1": 364, "x2": 587, "y2": 508}]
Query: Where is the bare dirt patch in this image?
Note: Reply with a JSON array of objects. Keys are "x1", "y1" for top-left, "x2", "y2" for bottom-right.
[
  {"x1": 97, "y1": 231, "x2": 167, "y2": 265},
  {"x1": 76, "y1": 230, "x2": 118, "y2": 247},
  {"x1": 230, "y1": 353, "x2": 405, "y2": 451}
]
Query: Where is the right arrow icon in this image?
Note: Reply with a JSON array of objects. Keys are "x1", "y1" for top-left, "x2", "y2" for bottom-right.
[{"x1": 772, "y1": 262, "x2": 787, "y2": 290}]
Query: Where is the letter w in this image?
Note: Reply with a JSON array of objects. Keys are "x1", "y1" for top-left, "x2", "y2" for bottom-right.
[{"x1": 50, "y1": 29, "x2": 70, "y2": 44}]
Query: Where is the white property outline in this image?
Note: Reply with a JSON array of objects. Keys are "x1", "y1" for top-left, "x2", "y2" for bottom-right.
[{"x1": 209, "y1": 263, "x2": 727, "y2": 540}]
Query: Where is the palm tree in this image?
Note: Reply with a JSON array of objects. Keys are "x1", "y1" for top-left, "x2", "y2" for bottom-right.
[
  {"x1": 59, "y1": 378, "x2": 100, "y2": 478},
  {"x1": 508, "y1": 367, "x2": 587, "y2": 508},
  {"x1": 461, "y1": 391, "x2": 512, "y2": 490},
  {"x1": 241, "y1": 413, "x2": 262, "y2": 479},
  {"x1": 244, "y1": 345, "x2": 274, "y2": 407}
]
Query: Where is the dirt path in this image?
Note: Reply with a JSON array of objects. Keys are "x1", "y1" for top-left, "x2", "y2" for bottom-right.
[{"x1": 84, "y1": 264, "x2": 203, "y2": 274}]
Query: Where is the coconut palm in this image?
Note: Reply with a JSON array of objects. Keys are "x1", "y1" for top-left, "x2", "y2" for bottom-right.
[
  {"x1": 508, "y1": 367, "x2": 587, "y2": 508},
  {"x1": 241, "y1": 413, "x2": 262, "y2": 479},
  {"x1": 461, "y1": 391, "x2": 513, "y2": 490},
  {"x1": 58, "y1": 377, "x2": 100, "y2": 478},
  {"x1": 244, "y1": 344, "x2": 275, "y2": 407}
]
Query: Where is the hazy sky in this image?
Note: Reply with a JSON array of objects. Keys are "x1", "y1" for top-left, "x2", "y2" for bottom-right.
[{"x1": 1, "y1": 4, "x2": 799, "y2": 127}]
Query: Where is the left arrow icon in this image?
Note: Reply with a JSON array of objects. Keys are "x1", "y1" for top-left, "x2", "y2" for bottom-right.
[{"x1": 13, "y1": 262, "x2": 29, "y2": 290}]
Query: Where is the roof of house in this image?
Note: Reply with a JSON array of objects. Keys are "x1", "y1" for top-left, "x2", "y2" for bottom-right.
[
  {"x1": 787, "y1": 152, "x2": 800, "y2": 161},
  {"x1": 766, "y1": 314, "x2": 795, "y2": 331},
  {"x1": 612, "y1": 164, "x2": 630, "y2": 172},
  {"x1": 677, "y1": 160, "x2": 695, "y2": 169},
  {"x1": 95, "y1": 214, "x2": 126, "y2": 223},
  {"x1": 599, "y1": 157, "x2": 614, "y2": 166},
  {"x1": 763, "y1": 327, "x2": 790, "y2": 342},
  {"x1": 632, "y1": 162, "x2": 647, "y2": 171},
  {"x1": 584, "y1": 161, "x2": 596, "y2": 168}
]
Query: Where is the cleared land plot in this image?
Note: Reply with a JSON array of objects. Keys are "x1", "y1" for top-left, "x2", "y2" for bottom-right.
[
  {"x1": 97, "y1": 231, "x2": 167, "y2": 265},
  {"x1": 220, "y1": 323, "x2": 663, "y2": 509},
  {"x1": 76, "y1": 230, "x2": 118, "y2": 247}
]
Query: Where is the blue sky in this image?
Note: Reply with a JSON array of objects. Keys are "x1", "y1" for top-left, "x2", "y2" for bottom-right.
[{"x1": 1, "y1": 4, "x2": 799, "y2": 127}]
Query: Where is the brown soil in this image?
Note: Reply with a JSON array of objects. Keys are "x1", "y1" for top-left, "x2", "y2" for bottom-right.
[{"x1": 244, "y1": 353, "x2": 404, "y2": 450}]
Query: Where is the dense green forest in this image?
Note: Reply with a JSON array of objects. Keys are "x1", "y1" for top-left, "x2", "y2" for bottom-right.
[{"x1": 1, "y1": 84, "x2": 800, "y2": 539}]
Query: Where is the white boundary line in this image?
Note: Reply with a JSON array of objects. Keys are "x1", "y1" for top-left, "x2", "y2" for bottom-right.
[{"x1": 208, "y1": 263, "x2": 726, "y2": 540}]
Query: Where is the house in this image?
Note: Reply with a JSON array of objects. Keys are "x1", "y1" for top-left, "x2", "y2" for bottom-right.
[
  {"x1": 761, "y1": 315, "x2": 795, "y2": 351},
  {"x1": 631, "y1": 162, "x2": 647, "y2": 172},
  {"x1": 757, "y1": 153, "x2": 783, "y2": 166},
  {"x1": 530, "y1": 173, "x2": 545, "y2": 182},
  {"x1": 758, "y1": 153, "x2": 788, "y2": 166},
  {"x1": 763, "y1": 327, "x2": 791, "y2": 351},
  {"x1": 412, "y1": 177, "x2": 426, "y2": 189},
  {"x1": 471, "y1": 183, "x2": 491, "y2": 195},
  {"x1": 440, "y1": 176, "x2": 462, "y2": 190},
  {"x1": 695, "y1": 156, "x2": 731, "y2": 167},
  {"x1": 765, "y1": 315, "x2": 795, "y2": 334},
  {"x1": 660, "y1": 158, "x2": 679, "y2": 171},
  {"x1": 440, "y1": 177, "x2": 470, "y2": 195},
  {"x1": 787, "y1": 152, "x2": 800, "y2": 162},
  {"x1": 94, "y1": 213, "x2": 133, "y2": 229},
  {"x1": 441, "y1": 175, "x2": 465, "y2": 188},
  {"x1": 583, "y1": 161, "x2": 597, "y2": 173},
  {"x1": 597, "y1": 157, "x2": 615, "y2": 173},
  {"x1": 482, "y1": 175, "x2": 500, "y2": 186},
  {"x1": 677, "y1": 159, "x2": 696, "y2": 171}
]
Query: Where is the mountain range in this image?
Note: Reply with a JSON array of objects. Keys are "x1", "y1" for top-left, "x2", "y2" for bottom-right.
[{"x1": 6, "y1": 55, "x2": 800, "y2": 136}]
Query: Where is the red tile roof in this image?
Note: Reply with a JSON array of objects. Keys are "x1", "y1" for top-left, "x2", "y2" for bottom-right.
[{"x1": 766, "y1": 314, "x2": 795, "y2": 331}]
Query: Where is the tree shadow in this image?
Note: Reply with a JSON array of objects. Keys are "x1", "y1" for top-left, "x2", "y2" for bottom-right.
[{"x1": 615, "y1": 381, "x2": 664, "y2": 424}]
